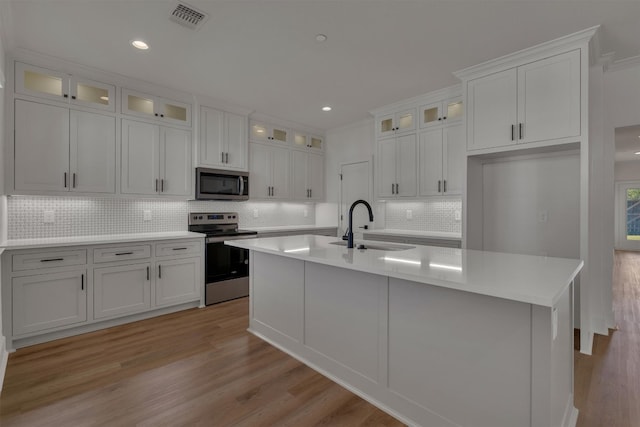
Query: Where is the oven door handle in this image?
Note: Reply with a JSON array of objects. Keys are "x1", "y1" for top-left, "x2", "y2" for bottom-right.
[
  {"x1": 239, "y1": 176, "x2": 245, "y2": 196},
  {"x1": 206, "y1": 234, "x2": 257, "y2": 244}
]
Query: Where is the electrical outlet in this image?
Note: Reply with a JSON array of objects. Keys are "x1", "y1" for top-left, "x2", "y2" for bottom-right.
[
  {"x1": 143, "y1": 210, "x2": 152, "y2": 221},
  {"x1": 538, "y1": 210, "x2": 548, "y2": 223},
  {"x1": 303, "y1": 208, "x2": 308, "y2": 218},
  {"x1": 253, "y1": 209, "x2": 259, "y2": 218},
  {"x1": 454, "y1": 210, "x2": 461, "y2": 221},
  {"x1": 43, "y1": 210, "x2": 55, "y2": 224},
  {"x1": 406, "y1": 209, "x2": 412, "y2": 220}
]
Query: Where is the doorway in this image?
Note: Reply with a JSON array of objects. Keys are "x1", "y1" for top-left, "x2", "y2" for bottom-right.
[
  {"x1": 339, "y1": 160, "x2": 373, "y2": 238},
  {"x1": 615, "y1": 181, "x2": 640, "y2": 251}
]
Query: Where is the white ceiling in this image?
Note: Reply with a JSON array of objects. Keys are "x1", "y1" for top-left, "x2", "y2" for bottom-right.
[
  {"x1": 615, "y1": 125, "x2": 640, "y2": 162},
  {"x1": 2, "y1": 1, "x2": 640, "y2": 132}
]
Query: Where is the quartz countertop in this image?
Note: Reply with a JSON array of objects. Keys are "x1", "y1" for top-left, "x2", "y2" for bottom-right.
[
  {"x1": 243, "y1": 225, "x2": 338, "y2": 233},
  {"x1": 226, "y1": 234, "x2": 582, "y2": 307},
  {"x1": 363, "y1": 229, "x2": 462, "y2": 240},
  {"x1": 0, "y1": 231, "x2": 205, "y2": 250}
]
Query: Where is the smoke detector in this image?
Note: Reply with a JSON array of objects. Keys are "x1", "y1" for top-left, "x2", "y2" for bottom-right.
[{"x1": 169, "y1": 2, "x2": 209, "y2": 30}]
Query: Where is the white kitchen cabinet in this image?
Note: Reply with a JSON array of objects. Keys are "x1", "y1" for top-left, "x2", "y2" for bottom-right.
[
  {"x1": 249, "y1": 142, "x2": 290, "y2": 199},
  {"x1": 376, "y1": 108, "x2": 416, "y2": 139},
  {"x1": 291, "y1": 150, "x2": 324, "y2": 201},
  {"x1": 122, "y1": 88, "x2": 191, "y2": 127},
  {"x1": 293, "y1": 131, "x2": 324, "y2": 152},
  {"x1": 14, "y1": 99, "x2": 116, "y2": 194},
  {"x1": 155, "y1": 257, "x2": 201, "y2": 307},
  {"x1": 419, "y1": 125, "x2": 464, "y2": 196},
  {"x1": 466, "y1": 50, "x2": 580, "y2": 151},
  {"x1": 121, "y1": 119, "x2": 191, "y2": 197},
  {"x1": 199, "y1": 106, "x2": 247, "y2": 170},
  {"x1": 15, "y1": 62, "x2": 115, "y2": 112},
  {"x1": 420, "y1": 97, "x2": 463, "y2": 129},
  {"x1": 377, "y1": 133, "x2": 417, "y2": 199},
  {"x1": 94, "y1": 263, "x2": 151, "y2": 319},
  {"x1": 250, "y1": 120, "x2": 289, "y2": 145},
  {"x1": 12, "y1": 270, "x2": 87, "y2": 335}
]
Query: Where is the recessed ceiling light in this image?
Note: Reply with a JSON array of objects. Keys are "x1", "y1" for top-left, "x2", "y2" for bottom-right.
[
  {"x1": 322, "y1": 106, "x2": 332, "y2": 112},
  {"x1": 635, "y1": 151, "x2": 640, "y2": 155},
  {"x1": 100, "y1": 96, "x2": 109, "y2": 101},
  {"x1": 131, "y1": 40, "x2": 149, "y2": 50},
  {"x1": 315, "y1": 34, "x2": 327, "y2": 42}
]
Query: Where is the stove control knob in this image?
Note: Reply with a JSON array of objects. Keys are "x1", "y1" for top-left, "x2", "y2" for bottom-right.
[{"x1": 199, "y1": 216, "x2": 203, "y2": 220}]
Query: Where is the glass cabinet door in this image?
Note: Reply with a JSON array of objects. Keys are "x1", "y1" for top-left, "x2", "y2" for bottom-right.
[
  {"x1": 123, "y1": 89, "x2": 155, "y2": 118},
  {"x1": 15, "y1": 62, "x2": 68, "y2": 102},
  {"x1": 309, "y1": 135, "x2": 323, "y2": 151},
  {"x1": 294, "y1": 132, "x2": 308, "y2": 148},
  {"x1": 71, "y1": 77, "x2": 116, "y2": 112},
  {"x1": 445, "y1": 98, "x2": 463, "y2": 122},
  {"x1": 271, "y1": 127, "x2": 288, "y2": 144},
  {"x1": 250, "y1": 122, "x2": 270, "y2": 142},
  {"x1": 160, "y1": 99, "x2": 191, "y2": 126},
  {"x1": 378, "y1": 113, "x2": 396, "y2": 138},
  {"x1": 395, "y1": 109, "x2": 415, "y2": 133},
  {"x1": 420, "y1": 102, "x2": 442, "y2": 128}
]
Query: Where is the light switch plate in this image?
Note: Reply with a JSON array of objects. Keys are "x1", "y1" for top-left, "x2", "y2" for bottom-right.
[
  {"x1": 143, "y1": 210, "x2": 152, "y2": 221},
  {"x1": 303, "y1": 208, "x2": 308, "y2": 218},
  {"x1": 253, "y1": 209, "x2": 259, "y2": 218},
  {"x1": 454, "y1": 210, "x2": 461, "y2": 221},
  {"x1": 43, "y1": 210, "x2": 55, "y2": 224},
  {"x1": 406, "y1": 210, "x2": 412, "y2": 220}
]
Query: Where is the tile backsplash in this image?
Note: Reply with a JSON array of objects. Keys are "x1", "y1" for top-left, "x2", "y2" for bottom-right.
[
  {"x1": 384, "y1": 199, "x2": 462, "y2": 233},
  {"x1": 7, "y1": 196, "x2": 316, "y2": 239}
]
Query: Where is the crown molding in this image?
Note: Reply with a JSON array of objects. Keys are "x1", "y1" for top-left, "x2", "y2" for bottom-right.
[
  {"x1": 607, "y1": 55, "x2": 640, "y2": 73},
  {"x1": 454, "y1": 26, "x2": 600, "y2": 81},
  {"x1": 369, "y1": 83, "x2": 462, "y2": 116}
]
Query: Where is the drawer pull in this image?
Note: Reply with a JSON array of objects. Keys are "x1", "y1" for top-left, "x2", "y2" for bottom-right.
[
  {"x1": 158, "y1": 265, "x2": 162, "y2": 279},
  {"x1": 40, "y1": 258, "x2": 64, "y2": 262},
  {"x1": 81, "y1": 274, "x2": 84, "y2": 291},
  {"x1": 115, "y1": 252, "x2": 134, "y2": 256},
  {"x1": 172, "y1": 247, "x2": 188, "y2": 251},
  {"x1": 147, "y1": 266, "x2": 150, "y2": 281}
]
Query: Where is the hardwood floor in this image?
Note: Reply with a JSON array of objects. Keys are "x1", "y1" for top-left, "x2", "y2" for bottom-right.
[
  {"x1": 574, "y1": 250, "x2": 640, "y2": 427},
  {"x1": 1, "y1": 250, "x2": 638, "y2": 426}
]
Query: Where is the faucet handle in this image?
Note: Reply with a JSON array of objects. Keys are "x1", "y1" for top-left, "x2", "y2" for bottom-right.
[{"x1": 358, "y1": 225, "x2": 369, "y2": 230}]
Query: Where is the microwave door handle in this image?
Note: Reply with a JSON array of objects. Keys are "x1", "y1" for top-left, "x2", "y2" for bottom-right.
[{"x1": 239, "y1": 176, "x2": 245, "y2": 196}]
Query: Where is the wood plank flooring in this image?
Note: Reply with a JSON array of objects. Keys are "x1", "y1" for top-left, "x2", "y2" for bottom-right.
[{"x1": 1, "y1": 250, "x2": 639, "y2": 426}]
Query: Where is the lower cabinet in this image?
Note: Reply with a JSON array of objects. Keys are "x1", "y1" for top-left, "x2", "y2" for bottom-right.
[
  {"x1": 3, "y1": 238, "x2": 204, "y2": 349},
  {"x1": 155, "y1": 257, "x2": 201, "y2": 306},
  {"x1": 94, "y1": 262, "x2": 151, "y2": 319},
  {"x1": 12, "y1": 269, "x2": 87, "y2": 335}
]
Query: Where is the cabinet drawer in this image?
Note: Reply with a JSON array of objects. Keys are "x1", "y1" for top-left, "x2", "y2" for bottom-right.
[
  {"x1": 93, "y1": 245, "x2": 151, "y2": 263},
  {"x1": 155, "y1": 240, "x2": 201, "y2": 257},
  {"x1": 12, "y1": 250, "x2": 87, "y2": 272}
]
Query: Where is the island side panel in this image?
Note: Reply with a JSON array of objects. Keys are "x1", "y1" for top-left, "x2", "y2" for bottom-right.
[
  {"x1": 531, "y1": 282, "x2": 576, "y2": 427},
  {"x1": 304, "y1": 262, "x2": 387, "y2": 383},
  {"x1": 250, "y1": 252, "x2": 304, "y2": 343},
  {"x1": 388, "y1": 277, "x2": 532, "y2": 427}
]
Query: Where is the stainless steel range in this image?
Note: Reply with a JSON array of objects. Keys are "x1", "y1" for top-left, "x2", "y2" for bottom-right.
[{"x1": 188, "y1": 212, "x2": 257, "y2": 305}]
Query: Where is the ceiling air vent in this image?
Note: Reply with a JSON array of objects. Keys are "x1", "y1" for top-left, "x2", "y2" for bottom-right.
[{"x1": 169, "y1": 2, "x2": 209, "y2": 30}]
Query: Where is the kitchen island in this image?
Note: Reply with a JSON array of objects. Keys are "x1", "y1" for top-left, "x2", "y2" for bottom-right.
[{"x1": 226, "y1": 235, "x2": 583, "y2": 427}]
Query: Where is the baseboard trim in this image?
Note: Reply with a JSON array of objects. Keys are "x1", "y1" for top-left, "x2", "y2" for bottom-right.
[
  {"x1": 0, "y1": 335, "x2": 8, "y2": 393},
  {"x1": 580, "y1": 329, "x2": 594, "y2": 355}
]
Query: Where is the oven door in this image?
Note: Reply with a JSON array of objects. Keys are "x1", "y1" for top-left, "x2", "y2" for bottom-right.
[{"x1": 204, "y1": 235, "x2": 254, "y2": 305}]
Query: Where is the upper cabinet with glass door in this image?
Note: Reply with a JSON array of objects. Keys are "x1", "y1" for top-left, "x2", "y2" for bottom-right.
[
  {"x1": 420, "y1": 97, "x2": 463, "y2": 129},
  {"x1": 293, "y1": 130, "x2": 324, "y2": 152},
  {"x1": 122, "y1": 88, "x2": 191, "y2": 127},
  {"x1": 249, "y1": 121, "x2": 290, "y2": 145},
  {"x1": 376, "y1": 108, "x2": 416, "y2": 139},
  {"x1": 15, "y1": 62, "x2": 116, "y2": 112}
]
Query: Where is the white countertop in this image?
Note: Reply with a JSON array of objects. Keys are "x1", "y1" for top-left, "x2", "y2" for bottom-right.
[
  {"x1": 363, "y1": 229, "x2": 462, "y2": 240},
  {"x1": 244, "y1": 225, "x2": 338, "y2": 233},
  {"x1": 226, "y1": 235, "x2": 582, "y2": 307},
  {"x1": 0, "y1": 231, "x2": 205, "y2": 250}
]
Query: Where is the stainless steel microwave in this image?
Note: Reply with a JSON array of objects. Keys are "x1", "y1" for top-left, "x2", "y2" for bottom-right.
[{"x1": 195, "y1": 168, "x2": 249, "y2": 201}]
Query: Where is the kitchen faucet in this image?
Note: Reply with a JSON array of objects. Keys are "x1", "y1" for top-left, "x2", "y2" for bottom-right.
[{"x1": 346, "y1": 200, "x2": 374, "y2": 249}]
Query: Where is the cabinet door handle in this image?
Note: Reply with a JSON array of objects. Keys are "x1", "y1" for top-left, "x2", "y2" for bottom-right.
[
  {"x1": 40, "y1": 258, "x2": 64, "y2": 262},
  {"x1": 438, "y1": 180, "x2": 441, "y2": 193},
  {"x1": 71, "y1": 95, "x2": 76, "y2": 100},
  {"x1": 161, "y1": 179, "x2": 165, "y2": 192},
  {"x1": 115, "y1": 252, "x2": 133, "y2": 256},
  {"x1": 443, "y1": 180, "x2": 447, "y2": 193},
  {"x1": 396, "y1": 183, "x2": 399, "y2": 194},
  {"x1": 155, "y1": 113, "x2": 159, "y2": 117},
  {"x1": 519, "y1": 123, "x2": 523, "y2": 140},
  {"x1": 147, "y1": 266, "x2": 150, "y2": 281},
  {"x1": 73, "y1": 173, "x2": 77, "y2": 188},
  {"x1": 225, "y1": 152, "x2": 229, "y2": 163},
  {"x1": 391, "y1": 183, "x2": 395, "y2": 194},
  {"x1": 64, "y1": 172, "x2": 68, "y2": 188},
  {"x1": 309, "y1": 189, "x2": 312, "y2": 198},
  {"x1": 63, "y1": 94, "x2": 68, "y2": 98},
  {"x1": 81, "y1": 274, "x2": 84, "y2": 291},
  {"x1": 158, "y1": 265, "x2": 162, "y2": 279},
  {"x1": 221, "y1": 152, "x2": 225, "y2": 163},
  {"x1": 511, "y1": 124, "x2": 515, "y2": 141},
  {"x1": 172, "y1": 247, "x2": 187, "y2": 251},
  {"x1": 155, "y1": 179, "x2": 159, "y2": 192}
]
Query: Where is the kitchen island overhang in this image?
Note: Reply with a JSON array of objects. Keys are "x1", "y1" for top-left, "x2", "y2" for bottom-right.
[{"x1": 227, "y1": 235, "x2": 583, "y2": 427}]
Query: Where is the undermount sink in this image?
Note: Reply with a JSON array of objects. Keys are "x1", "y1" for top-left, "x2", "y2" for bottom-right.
[{"x1": 330, "y1": 241, "x2": 414, "y2": 251}]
